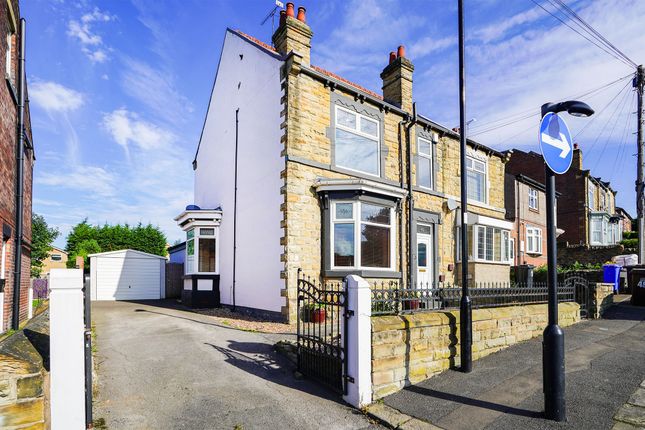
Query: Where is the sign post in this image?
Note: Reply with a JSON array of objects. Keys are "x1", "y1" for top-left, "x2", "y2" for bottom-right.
[{"x1": 539, "y1": 109, "x2": 574, "y2": 422}]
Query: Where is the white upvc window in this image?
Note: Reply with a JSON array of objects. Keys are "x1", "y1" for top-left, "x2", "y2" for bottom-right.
[
  {"x1": 528, "y1": 188, "x2": 538, "y2": 210},
  {"x1": 331, "y1": 201, "x2": 395, "y2": 271},
  {"x1": 334, "y1": 106, "x2": 380, "y2": 176},
  {"x1": 185, "y1": 227, "x2": 218, "y2": 275},
  {"x1": 466, "y1": 156, "x2": 487, "y2": 203},
  {"x1": 526, "y1": 226, "x2": 543, "y2": 254},
  {"x1": 457, "y1": 225, "x2": 511, "y2": 264},
  {"x1": 417, "y1": 137, "x2": 433, "y2": 189},
  {"x1": 588, "y1": 182, "x2": 596, "y2": 209},
  {"x1": 5, "y1": 25, "x2": 14, "y2": 84},
  {"x1": 590, "y1": 216, "x2": 602, "y2": 244}
]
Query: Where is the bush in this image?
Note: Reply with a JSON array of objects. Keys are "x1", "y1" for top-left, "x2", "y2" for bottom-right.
[
  {"x1": 623, "y1": 231, "x2": 638, "y2": 239},
  {"x1": 620, "y1": 238, "x2": 638, "y2": 249}
]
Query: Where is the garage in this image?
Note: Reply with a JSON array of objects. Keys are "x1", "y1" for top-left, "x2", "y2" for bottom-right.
[{"x1": 89, "y1": 249, "x2": 166, "y2": 301}]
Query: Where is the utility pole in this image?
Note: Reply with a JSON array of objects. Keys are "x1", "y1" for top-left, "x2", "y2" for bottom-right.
[
  {"x1": 635, "y1": 65, "x2": 644, "y2": 264},
  {"x1": 457, "y1": 0, "x2": 472, "y2": 373}
]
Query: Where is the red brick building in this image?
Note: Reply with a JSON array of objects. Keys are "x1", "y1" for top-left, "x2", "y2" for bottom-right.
[
  {"x1": 616, "y1": 207, "x2": 633, "y2": 233},
  {"x1": 0, "y1": 0, "x2": 34, "y2": 333},
  {"x1": 506, "y1": 146, "x2": 621, "y2": 247}
]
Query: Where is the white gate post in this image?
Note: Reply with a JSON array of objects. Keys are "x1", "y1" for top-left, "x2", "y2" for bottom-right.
[
  {"x1": 27, "y1": 279, "x2": 33, "y2": 319},
  {"x1": 50, "y1": 269, "x2": 86, "y2": 430},
  {"x1": 343, "y1": 275, "x2": 372, "y2": 408}
]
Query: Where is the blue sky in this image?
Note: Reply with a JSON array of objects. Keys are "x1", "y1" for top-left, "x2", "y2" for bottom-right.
[{"x1": 23, "y1": 0, "x2": 645, "y2": 247}]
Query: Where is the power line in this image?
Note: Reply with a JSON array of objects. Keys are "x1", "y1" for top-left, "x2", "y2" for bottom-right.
[
  {"x1": 589, "y1": 84, "x2": 633, "y2": 171},
  {"x1": 469, "y1": 73, "x2": 633, "y2": 137},
  {"x1": 609, "y1": 92, "x2": 636, "y2": 181},
  {"x1": 550, "y1": 0, "x2": 637, "y2": 68},
  {"x1": 574, "y1": 78, "x2": 634, "y2": 139},
  {"x1": 528, "y1": 0, "x2": 635, "y2": 69}
]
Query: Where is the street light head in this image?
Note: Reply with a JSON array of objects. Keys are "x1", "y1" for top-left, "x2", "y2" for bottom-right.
[
  {"x1": 542, "y1": 100, "x2": 594, "y2": 118},
  {"x1": 564, "y1": 101, "x2": 594, "y2": 117}
]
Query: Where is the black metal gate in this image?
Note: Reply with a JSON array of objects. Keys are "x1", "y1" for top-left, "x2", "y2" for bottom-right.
[
  {"x1": 83, "y1": 270, "x2": 93, "y2": 428},
  {"x1": 296, "y1": 270, "x2": 349, "y2": 395},
  {"x1": 565, "y1": 275, "x2": 590, "y2": 318}
]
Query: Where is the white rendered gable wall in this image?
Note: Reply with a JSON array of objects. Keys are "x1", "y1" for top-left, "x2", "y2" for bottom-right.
[{"x1": 194, "y1": 31, "x2": 284, "y2": 313}]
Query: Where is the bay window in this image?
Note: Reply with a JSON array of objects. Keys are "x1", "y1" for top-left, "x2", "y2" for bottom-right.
[
  {"x1": 185, "y1": 227, "x2": 218, "y2": 274},
  {"x1": 466, "y1": 156, "x2": 487, "y2": 203},
  {"x1": 331, "y1": 201, "x2": 394, "y2": 271},
  {"x1": 334, "y1": 106, "x2": 380, "y2": 176},
  {"x1": 526, "y1": 226, "x2": 543, "y2": 254},
  {"x1": 457, "y1": 224, "x2": 512, "y2": 264}
]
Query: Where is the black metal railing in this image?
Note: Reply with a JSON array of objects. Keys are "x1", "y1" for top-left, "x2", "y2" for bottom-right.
[{"x1": 371, "y1": 281, "x2": 576, "y2": 316}]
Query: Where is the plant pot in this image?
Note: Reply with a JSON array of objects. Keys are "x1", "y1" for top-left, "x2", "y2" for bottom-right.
[
  {"x1": 403, "y1": 299, "x2": 420, "y2": 311},
  {"x1": 311, "y1": 308, "x2": 326, "y2": 323}
]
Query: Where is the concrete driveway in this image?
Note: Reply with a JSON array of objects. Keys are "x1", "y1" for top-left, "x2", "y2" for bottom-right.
[{"x1": 92, "y1": 300, "x2": 378, "y2": 430}]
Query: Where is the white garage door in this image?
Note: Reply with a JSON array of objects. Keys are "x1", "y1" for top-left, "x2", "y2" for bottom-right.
[{"x1": 95, "y1": 255, "x2": 161, "y2": 300}]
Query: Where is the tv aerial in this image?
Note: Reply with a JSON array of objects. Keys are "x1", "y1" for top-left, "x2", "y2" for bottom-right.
[{"x1": 261, "y1": 1, "x2": 284, "y2": 34}]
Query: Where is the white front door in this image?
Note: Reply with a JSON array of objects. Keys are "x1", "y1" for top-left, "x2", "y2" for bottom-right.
[{"x1": 417, "y1": 228, "x2": 433, "y2": 287}]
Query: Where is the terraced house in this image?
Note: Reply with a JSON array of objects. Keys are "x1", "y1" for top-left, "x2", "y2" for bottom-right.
[{"x1": 184, "y1": 3, "x2": 513, "y2": 323}]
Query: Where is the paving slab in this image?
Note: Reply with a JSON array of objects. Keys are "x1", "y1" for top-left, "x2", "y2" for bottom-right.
[{"x1": 382, "y1": 302, "x2": 645, "y2": 430}]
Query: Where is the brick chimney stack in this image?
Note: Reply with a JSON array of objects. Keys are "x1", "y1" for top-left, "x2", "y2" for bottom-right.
[
  {"x1": 380, "y1": 45, "x2": 414, "y2": 112},
  {"x1": 572, "y1": 142, "x2": 583, "y2": 170},
  {"x1": 272, "y1": 3, "x2": 313, "y2": 65}
]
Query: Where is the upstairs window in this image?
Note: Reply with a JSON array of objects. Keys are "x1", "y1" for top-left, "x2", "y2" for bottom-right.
[
  {"x1": 417, "y1": 137, "x2": 433, "y2": 189},
  {"x1": 51, "y1": 254, "x2": 62, "y2": 261},
  {"x1": 528, "y1": 188, "x2": 538, "y2": 210},
  {"x1": 5, "y1": 14, "x2": 14, "y2": 86},
  {"x1": 466, "y1": 156, "x2": 487, "y2": 203},
  {"x1": 588, "y1": 182, "x2": 596, "y2": 210},
  {"x1": 334, "y1": 106, "x2": 380, "y2": 176}
]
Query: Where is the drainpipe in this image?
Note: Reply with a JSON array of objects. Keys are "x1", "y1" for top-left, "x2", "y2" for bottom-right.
[
  {"x1": 11, "y1": 19, "x2": 26, "y2": 331},
  {"x1": 232, "y1": 108, "x2": 239, "y2": 311},
  {"x1": 406, "y1": 103, "x2": 418, "y2": 286},
  {"x1": 398, "y1": 119, "x2": 406, "y2": 285}
]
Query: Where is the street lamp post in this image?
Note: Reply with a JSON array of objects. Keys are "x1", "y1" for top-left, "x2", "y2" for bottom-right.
[{"x1": 540, "y1": 100, "x2": 594, "y2": 421}]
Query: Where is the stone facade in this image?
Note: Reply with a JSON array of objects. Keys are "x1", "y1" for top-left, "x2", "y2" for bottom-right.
[
  {"x1": 371, "y1": 302, "x2": 580, "y2": 400},
  {"x1": 0, "y1": 0, "x2": 35, "y2": 332},
  {"x1": 265, "y1": 7, "x2": 512, "y2": 322},
  {"x1": 590, "y1": 282, "x2": 614, "y2": 319}
]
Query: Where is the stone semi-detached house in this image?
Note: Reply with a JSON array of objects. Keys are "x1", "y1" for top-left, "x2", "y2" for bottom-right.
[
  {"x1": 183, "y1": 3, "x2": 513, "y2": 323},
  {"x1": 507, "y1": 146, "x2": 622, "y2": 247},
  {"x1": 0, "y1": 0, "x2": 34, "y2": 333}
]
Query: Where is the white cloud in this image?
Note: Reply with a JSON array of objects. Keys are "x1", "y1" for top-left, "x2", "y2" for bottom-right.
[
  {"x1": 472, "y1": 6, "x2": 543, "y2": 43},
  {"x1": 30, "y1": 81, "x2": 84, "y2": 112},
  {"x1": 36, "y1": 165, "x2": 116, "y2": 197},
  {"x1": 410, "y1": 36, "x2": 456, "y2": 60},
  {"x1": 120, "y1": 58, "x2": 193, "y2": 125},
  {"x1": 67, "y1": 7, "x2": 114, "y2": 63},
  {"x1": 103, "y1": 108, "x2": 175, "y2": 155}
]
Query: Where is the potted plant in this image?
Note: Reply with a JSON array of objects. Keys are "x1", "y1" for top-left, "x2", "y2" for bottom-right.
[
  {"x1": 301, "y1": 303, "x2": 326, "y2": 323},
  {"x1": 403, "y1": 290, "x2": 421, "y2": 311}
]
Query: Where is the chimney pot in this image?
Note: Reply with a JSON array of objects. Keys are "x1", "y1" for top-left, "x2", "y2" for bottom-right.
[
  {"x1": 389, "y1": 51, "x2": 396, "y2": 64},
  {"x1": 574, "y1": 143, "x2": 579, "y2": 149},
  {"x1": 297, "y1": 6, "x2": 306, "y2": 22},
  {"x1": 279, "y1": 10, "x2": 286, "y2": 25},
  {"x1": 286, "y1": 2, "x2": 295, "y2": 17},
  {"x1": 397, "y1": 45, "x2": 405, "y2": 58}
]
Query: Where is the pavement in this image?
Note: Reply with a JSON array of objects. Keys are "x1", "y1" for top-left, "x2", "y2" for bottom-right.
[
  {"x1": 92, "y1": 300, "x2": 381, "y2": 430},
  {"x1": 379, "y1": 298, "x2": 645, "y2": 430}
]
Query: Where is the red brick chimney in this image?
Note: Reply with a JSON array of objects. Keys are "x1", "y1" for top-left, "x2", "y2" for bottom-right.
[
  {"x1": 380, "y1": 45, "x2": 414, "y2": 112},
  {"x1": 572, "y1": 142, "x2": 583, "y2": 170},
  {"x1": 272, "y1": 3, "x2": 313, "y2": 65}
]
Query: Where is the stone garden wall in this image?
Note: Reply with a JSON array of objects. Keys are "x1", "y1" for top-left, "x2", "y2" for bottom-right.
[
  {"x1": 0, "y1": 309, "x2": 49, "y2": 429},
  {"x1": 371, "y1": 302, "x2": 580, "y2": 400}
]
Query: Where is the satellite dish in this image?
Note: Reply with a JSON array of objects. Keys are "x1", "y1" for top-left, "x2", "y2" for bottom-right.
[{"x1": 446, "y1": 198, "x2": 458, "y2": 211}]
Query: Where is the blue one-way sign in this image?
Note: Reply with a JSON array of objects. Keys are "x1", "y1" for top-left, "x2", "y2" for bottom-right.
[{"x1": 539, "y1": 112, "x2": 574, "y2": 174}]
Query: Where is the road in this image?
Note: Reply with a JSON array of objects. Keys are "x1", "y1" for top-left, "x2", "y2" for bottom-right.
[{"x1": 92, "y1": 300, "x2": 379, "y2": 430}]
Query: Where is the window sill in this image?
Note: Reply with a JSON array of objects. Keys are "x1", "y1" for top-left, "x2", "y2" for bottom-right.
[
  {"x1": 456, "y1": 260, "x2": 511, "y2": 266},
  {"x1": 183, "y1": 273, "x2": 220, "y2": 279},
  {"x1": 324, "y1": 269, "x2": 401, "y2": 279},
  {"x1": 413, "y1": 186, "x2": 445, "y2": 198}
]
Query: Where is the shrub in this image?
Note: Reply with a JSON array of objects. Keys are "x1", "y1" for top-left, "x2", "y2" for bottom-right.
[{"x1": 620, "y1": 238, "x2": 638, "y2": 249}]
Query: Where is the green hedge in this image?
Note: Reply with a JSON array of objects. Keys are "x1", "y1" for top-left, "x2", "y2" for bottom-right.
[
  {"x1": 623, "y1": 231, "x2": 638, "y2": 239},
  {"x1": 620, "y1": 238, "x2": 638, "y2": 248}
]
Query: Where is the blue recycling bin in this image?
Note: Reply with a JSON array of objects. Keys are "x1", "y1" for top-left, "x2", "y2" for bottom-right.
[{"x1": 603, "y1": 264, "x2": 621, "y2": 293}]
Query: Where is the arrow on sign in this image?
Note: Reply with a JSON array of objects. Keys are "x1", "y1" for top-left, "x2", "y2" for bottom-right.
[{"x1": 540, "y1": 132, "x2": 571, "y2": 158}]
